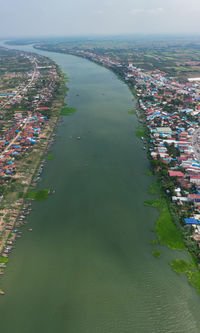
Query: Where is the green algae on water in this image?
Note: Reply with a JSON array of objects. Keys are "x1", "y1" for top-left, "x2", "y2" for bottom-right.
[
  {"x1": 145, "y1": 170, "x2": 153, "y2": 176},
  {"x1": 136, "y1": 125, "x2": 145, "y2": 138},
  {"x1": 147, "y1": 180, "x2": 200, "y2": 295},
  {"x1": 128, "y1": 109, "x2": 136, "y2": 115},
  {"x1": 149, "y1": 240, "x2": 159, "y2": 245},
  {"x1": 170, "y1": 256, "x2": 200, "y2": 294},
  {"x1": 149, "y1": 180, "x2": 160, "y2": 195},
  {"x1": 170, "y1": 259, "x2": 193, "y2": 274},
  {"x1": 47, "y1": 154, "x2": 54, "y2": 160},
  {"x1": 152, "y1": 250, "x2": 161, "y2": 258},
  {"x1": 61, "y1": 107, "x2": 76, "y2": 116},
  {"x1": 26, "y1": 188, "x2": 50, "y2": 201},
  {"x1": 144, "y1": 197, "x2": 185, "y2": 250}
]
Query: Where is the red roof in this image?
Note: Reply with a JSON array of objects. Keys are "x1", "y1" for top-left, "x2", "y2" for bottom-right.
[
  {"x1": 178, "y1": 157, "x2": 188, "y2": 161},
  {"x1": 168, "y1": 170, "x2": 184, "y2": 177},
  {"x1": 189, "y1": 194, "x2": 200, "y2": 199}
]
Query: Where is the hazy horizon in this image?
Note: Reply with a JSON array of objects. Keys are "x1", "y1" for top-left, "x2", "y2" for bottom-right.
[{"x1": 1, "y1": 0, "x2": 200, "y2": 38}]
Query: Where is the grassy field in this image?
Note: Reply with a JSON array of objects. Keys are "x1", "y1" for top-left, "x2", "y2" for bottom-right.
[{"x1": 0, "y1": 257, "x2": 8, "y2": 263}]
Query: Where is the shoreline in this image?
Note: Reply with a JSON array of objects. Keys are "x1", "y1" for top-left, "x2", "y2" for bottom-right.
[{"x1": 0, "y1": 58, "x2": 68, "y2": 293}]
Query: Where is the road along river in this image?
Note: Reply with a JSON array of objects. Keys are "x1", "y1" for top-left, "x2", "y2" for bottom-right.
[{"x1": 0, "y1": 44, "x2": 200, "y2": 332}]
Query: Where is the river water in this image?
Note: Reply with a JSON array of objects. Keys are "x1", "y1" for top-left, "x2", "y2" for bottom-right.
[{"x1": 0, "y1": 44, "x2": 200, "y2": 332}]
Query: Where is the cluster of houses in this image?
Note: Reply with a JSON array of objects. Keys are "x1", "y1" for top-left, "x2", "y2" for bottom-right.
[
  {"x1": 0, "y1": 54, "x2": 37, "y2": 109},
  {"x1": 0, "y1": 111, "x2": 48, "y2": 177},
  {"x1": 0, "y1": 55, "x2": 59, "y2": 178},
  {"x1": 126, "y1": 63, "x2": 200, "y2": 242},
  {"x1": 31, "y1": 69, "x2": 59, "y2": 107},
  {"x1": 72, "y1": 50, "x2": 122, "y2": 67}
]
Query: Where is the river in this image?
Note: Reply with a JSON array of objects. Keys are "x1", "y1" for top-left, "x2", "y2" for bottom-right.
[{"x1": 0, "y1": 43, "x2": 200, "y2": 332}]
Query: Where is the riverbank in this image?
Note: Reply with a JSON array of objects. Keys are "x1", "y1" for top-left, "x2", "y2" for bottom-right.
[
  {"x1": 135, "y1": 107, "x2": 200, "y2": 293},
  {"x1": 0, "y1": 61, "x2": 68, "y2": 289},
  {"x1": 129, "y1": 91, "x2": 200, "y2": 294}
]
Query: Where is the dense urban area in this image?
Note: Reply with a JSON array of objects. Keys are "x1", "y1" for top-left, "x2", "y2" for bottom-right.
[{"x1": 0, "y1": 46, "x2": 66, "y2": 293}]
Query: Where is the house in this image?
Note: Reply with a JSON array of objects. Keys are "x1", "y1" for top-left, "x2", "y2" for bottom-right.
[
  {"x1": 184, "y1": 218, "x2": 200, "y2": 225},
  {"x1": 168, "y1": 170, "x2": 184, "y2": 177},
  {"x1": 190, "y1": 176, "x2": 200, "y2": 185}
]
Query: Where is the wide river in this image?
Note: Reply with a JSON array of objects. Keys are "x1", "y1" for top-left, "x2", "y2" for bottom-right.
[{"x1": 0, "y1": 44, "x2": 200, "y2": 332}]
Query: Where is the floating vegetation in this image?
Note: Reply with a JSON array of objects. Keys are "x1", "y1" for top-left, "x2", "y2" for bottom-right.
[
  {"x1": 136, "y1": 125, "x2": 145, "y2": 138},
  {"x1": 147, "y1": 179, "x2": 200, "y2": 294},
  {"x1": 128, "y1": 109, "x2": 136, "y2": 115},
  {"x1": 149, "y1": 180, "x2": 160, "y2": 195},
  {"x1": 145, "y1": 170, "x2": 153, "y2": 176},
  {"x1": 61, "y1": 106, "x2": 76, "y2": 116},
  {"x1": 145, "y1": 197, "x2": 185, "y2": 250},
  {"x1": 26, "y1": 188, "x2": 50, "y2": 201},
  {"x1": 47, "y1": 154, "x2": 54, "y2": 160},
  {"x1": 169, "y1": 257, "x2": 200, "y2": 294},
  {"x1": 152, "y1": 250, "x2": 161, "y2": 258},
  {"x1": 170, "y1": 258, "x2": 193, "y2": 274},
  {"x1": 149, "y1": 240, "x2": 159, "y2": 245}
]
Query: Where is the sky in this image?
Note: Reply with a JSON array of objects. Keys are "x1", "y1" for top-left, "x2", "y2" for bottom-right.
[{"x1": 1, "y1": 0, "x2": 200, "y2": 37}]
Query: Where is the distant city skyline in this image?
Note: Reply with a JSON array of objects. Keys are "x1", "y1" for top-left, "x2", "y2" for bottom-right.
[{"x1": 1, "y1": 0, "x2": 200, "y2": 38}]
